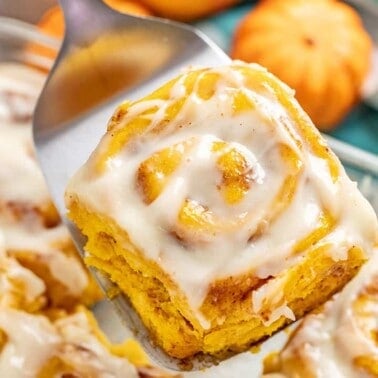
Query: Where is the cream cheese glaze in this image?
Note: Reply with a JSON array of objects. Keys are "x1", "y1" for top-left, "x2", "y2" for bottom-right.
[
  {"x1": 0, "y1": 308, "x2": 138, "y2": 378},
  {"x1": 0, "y1": 63, "x2": 89, "y2": 297},
  {"x1": 0, "y1": 219, "x2": 88, "y2": 296},
  {"x1": 263, "y1": 249, "x2": 378, "y2": 378},
  {"x1": 66, "y1": 62, "x2": 378, "y2": 327},
  {"x1": 0, "y1": 228, "x2": 45, "y2": 308}
]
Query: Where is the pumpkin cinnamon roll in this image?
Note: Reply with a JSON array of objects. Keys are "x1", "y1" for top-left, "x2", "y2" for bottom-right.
[
  {"x1": 263, "y1": 249, "x2": 378, "y2": 377},
  {"x1": 0, "y1": 306, "x2": 176, "y2": 378},
  {"x1": 0, "y1": 63, "x2": 101, "y2": 310},
  {"x1": 66, "y1": 62, "x2": 378, "y2": 359}
]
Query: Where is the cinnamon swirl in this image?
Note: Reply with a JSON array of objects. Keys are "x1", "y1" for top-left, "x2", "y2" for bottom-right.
[{"x1": 66, "y1": 62, "x2": 378, "y2": 359}]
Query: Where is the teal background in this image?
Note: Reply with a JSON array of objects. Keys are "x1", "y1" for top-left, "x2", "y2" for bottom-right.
[{"x1": 195, "y1": 2, "x2": 378, "y2": 154}]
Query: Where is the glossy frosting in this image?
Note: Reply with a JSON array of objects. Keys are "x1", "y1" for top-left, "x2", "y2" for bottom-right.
[
  {"x1": 0, "y1": 230, "x2": 45, "y2": 309},
  {"x1": 66, "y1": 62, "x2": 378, "y2": 327},
  {"x1": 0, "y1": 308, "x2": 138, "y2": 378}
]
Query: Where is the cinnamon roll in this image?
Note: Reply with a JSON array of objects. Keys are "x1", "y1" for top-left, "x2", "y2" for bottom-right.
[
  {"x1": 263, "y1": 249, "x2": 378, "y2": 377},
  {"x1": 0, "y1": 63, "x2": 101, "y2": 310},
  {"x1": 0, "y1": 306, "x2": 177, "y2": 378},
  {"x1": 66, "y1": 62, "x2": 378, "y2": 359}
]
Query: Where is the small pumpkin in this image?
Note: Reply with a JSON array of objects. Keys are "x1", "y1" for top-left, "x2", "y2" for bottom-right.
[
  {"x1": 138, "y1": 0, "x2": 239, "y2": 21},
  {"x1": 232, "y1": 0, "x2": 373, "y2": 130}
]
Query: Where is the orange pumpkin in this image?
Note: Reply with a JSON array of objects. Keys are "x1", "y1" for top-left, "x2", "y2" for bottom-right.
[
  {"x1": 232, "y1": 0, "x2": 372, "y2": 130},
  {"x1": 138, "y1": 0, "x2": 239, "y2": 21}
]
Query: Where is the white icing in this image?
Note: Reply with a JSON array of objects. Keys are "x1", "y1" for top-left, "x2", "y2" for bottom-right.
[
  {"x1": 0, "y1": 308, "x2": 138, "y2": 378},
  {"x1": 0, "y1": 228, "x2": 44, "y2": 307},
  {"x1": 264, "y1": 250, "x2": 378, "y2": 378},
  {"x1": 0, "y1": 63, "x2": 89, "y2": 297},
  {"x1": 66, "y1": 62, "x2": 378, "y2": 328},
  {"x1": 0, "y1": 212, "x2": 88, "y2": 297},
  {"x1": 0, "y1": 309, "x2": 60, "y2": 378},
  {"x1": 0, "y1": 255, "x2": 45, "y2": 307},
  {"x1": 252, "y1": 277, "x2": 296, "y2": 327}
]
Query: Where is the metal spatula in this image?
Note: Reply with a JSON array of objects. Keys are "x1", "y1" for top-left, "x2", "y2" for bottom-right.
[{"x1": 33, "y1": 0, "x2": 229, "y2": 371}]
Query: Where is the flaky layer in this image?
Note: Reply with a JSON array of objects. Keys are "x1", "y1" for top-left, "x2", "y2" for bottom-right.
[{"x1": 69, "y1": 198, "x2": 366, "y2": 359}]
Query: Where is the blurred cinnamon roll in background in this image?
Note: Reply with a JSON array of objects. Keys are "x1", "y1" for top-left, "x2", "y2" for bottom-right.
[
  {"x1": 66, "y1": 62, "x2": 378, "y2": 360},
  {"x1": 263, "y1": 250, "x2": 378, "y2": 377},
  {"x1": 0, "y1": 306, "x2": 176, "y2": 378},
  {"x1": 0, "y1": 63, "x2": 101, "y2": 310}
]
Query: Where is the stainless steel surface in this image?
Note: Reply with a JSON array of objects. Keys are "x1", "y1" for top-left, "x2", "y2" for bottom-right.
[{"x1": 33, "y1": 0, "x2": 228, "y2": 371}]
